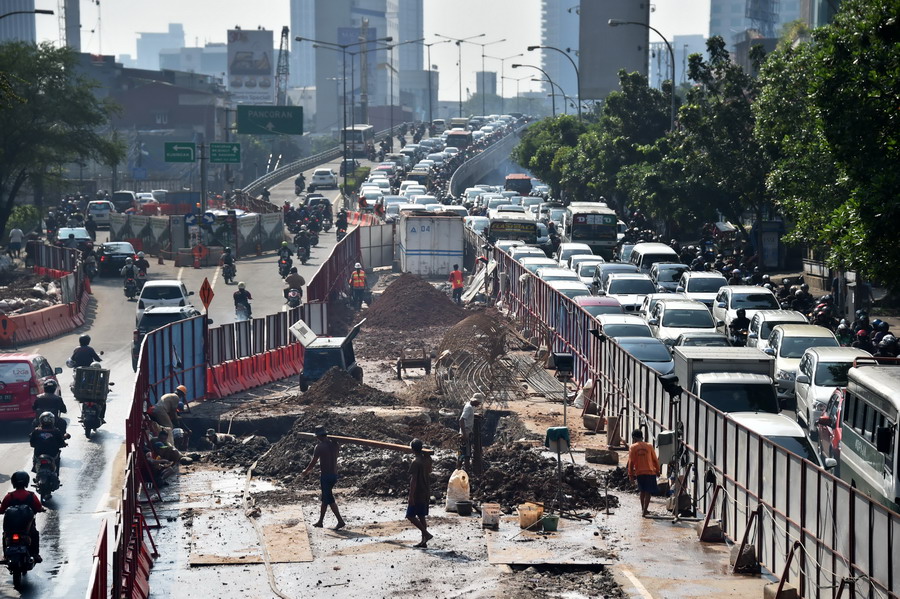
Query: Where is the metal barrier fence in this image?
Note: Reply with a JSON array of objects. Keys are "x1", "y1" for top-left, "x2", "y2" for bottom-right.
[
  {"x1": 448, "y1": 123, "x2": 529, "y2": 198},
  {"x1": 144, "y1": 315, "x2": 207, "y2": 407},
  {"x1": 493, "y1": 246, "x2": 898, "y2": 599},
  {"x1": 207, "y1": 307, "x2": 303, "y2": 366}
]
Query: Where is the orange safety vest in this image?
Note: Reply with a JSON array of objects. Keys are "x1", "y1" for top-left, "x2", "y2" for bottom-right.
[
  {"x1": 449, "y1": 270, "x2": 464, "y2": 289},
  {"x1": 350, "y1": 269, "x2": 367, "y2": 288}
]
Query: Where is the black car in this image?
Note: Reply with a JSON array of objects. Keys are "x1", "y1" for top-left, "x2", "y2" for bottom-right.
[
  {"x1": 132, "y1": 306, "x2": 204, "y2": 370},
  {"x1": 97, "y1": 241, "x2": 137, "y2": 276}
]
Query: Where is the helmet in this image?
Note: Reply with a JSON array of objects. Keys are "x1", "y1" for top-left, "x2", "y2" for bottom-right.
[
  {"x1": 354, "y1": 262, "x2": 362, "y2": 269},
  {"x1": 736, "y1": 308, "x2": 747, "y2": 317},
  {"x1": 732, "y1": 269, "x2": 741, "y2": 275},
  {"x1": 238, "y1": 282, "x2": 246, "y2": 290},
  {"x1": 762, "y1": 274, "x2": 770, "y2": 282},
  {"x1": 688, "y1": 245, "x2": 696, "y2": 252},
  {"x1": 883, "y1": 334, "x2": 896, "y2": 344},
  {"x1": 879, "y1": 338, "x2": 892, "y2": 349},
  {"x1": 224, "y1": 247, "x2": 231, "y2": 252},
  {"x1": 783, "y1": 278, "x2": 790, "y2": 286},
  {"x1": 138, "y1": 251, "x2": 145, "y2": 258},
  {"x1": 764, "y1": 283, "x2": 774, "y2": 291},
  {"x1": 290, "y1": 267, "x2": 298, "y2": 274},
  {"x1": 11, "y1": 471, "x2": 29, "y2": 490},
  {"x1": 300, "y1": 225, "x2": 307, "y2": 231},
  {"x1": 125, "y1": 257, "x2": 133, "y2": 264},
  {"x1": 39, "y1": 412, "x2": 55, "y2": 427},
  {"x1": 837, "y1": 323, "x2": 848, "y2": 331},
  {"x1": 79, "y1": 334, "x2": 91, "y2": 346},
  {"x1": 879, "y1": 321, "x2": 890, "y2": 332},
  {"x1": 753, "y1": 267, "x2": 760, "y2": 273},
  {"x1": 857, "y1": 330, "x2": 868, "y2": 338},
  {"x1": 43, "y1": 380, "x2": 58, "y2": 393},
  {"x1": 282, "y1": 241, "x2": 288, "y2": 247},
  {"x1": 820, "y1": 294, "x2": 832, "y2": 303},
  {"x1": 872, "y1": 319, "x2": 883, "y2": 329},
  {"x1": 800, "y1": 283, "x2": 809, "y2": 292},
  {"x1": 176, "y1": 385, "x2": 187, "y2": 395}
]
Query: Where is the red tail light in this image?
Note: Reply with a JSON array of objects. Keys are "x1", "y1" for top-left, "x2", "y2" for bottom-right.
[
  {"x1": 40, "y1": 459, "x2": 51, "y2": 466},
  {"x1": 100, "y1": 255, "x2": 107, "y2": 262},
  {"x1": 84, "y1": 402, "x2": 95, "y2": 408},
  {"x1": 11, "y1": 534, "x2": 20, "y2": 541}
]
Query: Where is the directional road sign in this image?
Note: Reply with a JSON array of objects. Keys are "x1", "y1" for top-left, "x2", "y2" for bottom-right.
[
  {"x1": 164, "y1": 142, "x2": 196, "y2": 163},
  {"x1": 202, "y1": 212, "x2": 216, "y2": 226},
  {"x1": 236, "y1": 105, "x2": 303, "y2": 136},
  {"x1": 184, "y1": 214, "x2": 198, "y2": 226},
  {"x1": 210, "y1": 142, "x2": 241, "y2": 164},
  {"x1": 199, "y1": 277, "x2": 214, "y2": 310}
]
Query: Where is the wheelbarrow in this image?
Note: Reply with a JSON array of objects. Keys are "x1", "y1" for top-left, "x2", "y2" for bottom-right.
[{"x1": 396, "y1": 347, "x2": 432, "y2": 380}]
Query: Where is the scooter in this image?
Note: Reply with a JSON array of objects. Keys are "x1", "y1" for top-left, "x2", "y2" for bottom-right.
[
  {"x1": 298, "y1": 246, "x2": 310, "y2": 265},
  {"x1": 278, "y1": 257, "x2": 292, "y2": 278},
  {"x1": 124, "y1": 277, "x2": 138, "y2": 300},
  {"x1": 222, "y1": 263, "x2": 236, "y2": 285},
  {"x1": 309, "y1": 231, "x2": 319, "y2": 247},
  {"x1": 3, "y1": 507, "x2": 37, "y2": 589},
  {"x1": 729, "y1": 329, "x2": 749, "y2": 347},
  {"x1": 84, "y1": 256, "x2": 97, "y2": 281},
  {"x1": 286, "y1": 288, "x2": 302, "y2": 308},
  {"x1": 322, "y1": 218, "x2": 332, "y2": 233},
  {"x1": 336, "y1": 227, "x2": 347, "y2": 243},
  {"x1": 79, "y1": 401, "x2": 103, "y2": 438},
  {"x1": 32, "y1": 454, "x2": 60, "y2": 503},
  {"x1": 136, "y1": 270, "x2": 148, "y2": 290}
]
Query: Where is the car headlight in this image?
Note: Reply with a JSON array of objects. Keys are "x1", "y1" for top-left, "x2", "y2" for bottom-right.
[{"x1": 775, "y1": 369, "x2": 795, "y2": 382}]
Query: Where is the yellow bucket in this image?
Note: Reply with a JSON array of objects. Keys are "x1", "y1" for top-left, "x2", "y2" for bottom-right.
[{"x1": 517, "y1": 502, "x2": 544, "y2": 530}]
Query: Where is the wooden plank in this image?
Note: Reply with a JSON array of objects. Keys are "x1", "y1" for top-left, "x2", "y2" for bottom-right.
[
  {"x1": 293, "y1": 432, "x2": 434, "y2": 454},
  {"x1": 260, "y1": 505, "x2": 313, "y2": 563}
]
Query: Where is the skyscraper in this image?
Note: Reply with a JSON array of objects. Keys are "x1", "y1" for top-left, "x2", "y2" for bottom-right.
[
  {"x1": 135, "y1": 24, "x2": 185, "y2": 71},
  {"x1": 709, "y1": 0, "x2": 800, "y2": 44},
  {"x1": 290, "y1": 0, "x2": 316, "y2": 87},
  {"x1": 539, "y1": 0, "x2": 579, "y2": 101},
  {"x1": 0, "y1": 0, "x2": 37, "y2": 44}
]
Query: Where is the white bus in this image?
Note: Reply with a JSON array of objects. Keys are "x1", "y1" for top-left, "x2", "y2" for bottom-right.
[
  {"x1": 839, "y1": 360, "x2": 899, "y2": 512},
  {"x1": 342, "y1": 124, "x2": 375, "y2": 157},
  {"x1": 561, "y1": 204, "x2": 618, "y2": 259}
]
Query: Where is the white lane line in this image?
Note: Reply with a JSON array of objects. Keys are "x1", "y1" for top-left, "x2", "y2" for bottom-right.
[
  {"x1": 176, "y1": 266, "x2": 184, "y2": 281},
  {"x1": 620, "y1": 568, "x2": 654, "y2": 599},
  {"x1": 211, "y1": 266, "x2": 220, "y2": 289}
]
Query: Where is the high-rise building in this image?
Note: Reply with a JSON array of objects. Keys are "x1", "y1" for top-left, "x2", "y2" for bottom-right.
[
  {"x1": 290, "y1": 0, "x2": 316, "y2": 87},
  {"x1": 135, "y1": 23, "x2": 185, "y2": 71},
  {"x1": 397, "y1": 0, "x2": 422, "y2": 72},
  {"x1": 159, "y1": 44, "x2": 228, "y2": 78},
  {"x1": 476, "y1": 71, "x2": 497, "y2": 96},
  {"x1": 64, "y1": 0, "x2": 81, "y2": 51},
  {"x1": 709, "y1": 0, "x2": 801, "y2": 44},
  {"x1": 0, "y1": 0, "x2": 36, "y2": 44},
  {"x1": 539, "y1": 0, "x2": 579, "y2": 100}
]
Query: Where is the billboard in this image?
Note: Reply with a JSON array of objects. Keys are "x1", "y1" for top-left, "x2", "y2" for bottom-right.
[
  {"x1": 578, "y1": 0, "x2": 650, "y2": 100},
  {"x1": 227, "y1": 29, "x2": 275, "y2": 104}
]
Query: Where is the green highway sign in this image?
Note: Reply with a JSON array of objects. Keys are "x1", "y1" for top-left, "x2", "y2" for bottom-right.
[
  {"x1": 164, "y1": 142, "x2": 196, "y2": 163},
  {"x1": 210, "y1": 142, "x2": 241, "y2": 164},
  {"x1": 236, "y1": 105, "x2": 303, "y2": 135}
]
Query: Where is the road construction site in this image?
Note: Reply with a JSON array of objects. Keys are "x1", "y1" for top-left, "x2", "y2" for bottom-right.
[{"x1": 149, "y1": 268, "x2": 773, "y2": 599}]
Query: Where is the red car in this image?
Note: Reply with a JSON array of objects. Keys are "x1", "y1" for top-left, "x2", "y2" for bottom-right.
[
  {"x1": 816, "y1": 387, "x2": 845, "y2": 474},
  {"x1": 0, "y1": 354, "x2": 63, "y2": 422},
  {"x1": 573, "y1": 295, "x2": 624, "y2": 318}
]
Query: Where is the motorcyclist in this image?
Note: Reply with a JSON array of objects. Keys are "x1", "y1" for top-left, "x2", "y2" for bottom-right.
[
  {"x1": 727, "y1": 268, "x2": 743, "y2": 286},
  {"x1": 233, "y1": 282, "x2": 252, "y2": 318},
  {"x1": 84, "y1": 214, "x2": 98, "y2": 241},
  {"x1": 134, "y1": 251, "x2": 150, "y2": 275},
  {"x1": 293, "y1": 226, "x2": 311, "y2": 256},
  {"x1": 294, "y1": 173, "x2": 306, "y2": 192},
  {"x1": 70, "y1": 335, "x2": 102, "y2": 368},
  {"x1": 261, "y1": 187, "x2": 271, "y2": 201},
  {"x1": 283, "y1": 267, "x2": 306, "y2": 301},
  {"x1": 852, "y1": 329, "x2": 876, "y2": 353},
  {"x1": 29, "y1": 412, "x2": 68, "y2": 472},
  {"x1": 335, "y1": 209, "x2": 349, "y2": 231},
  {"x1": 836, "y1": 321, "x2": 853, "y2": 346},
  {"x1": 729, "y1": 308, "x2": 751, "y2": 341},
  {"x1": 64, "y1": 233, "x2": 78, "y2": 249},
  {"x1": 120, "y1": 257, "x2": 137, "y2": 280},
  {"x1": 277, "y1": 241, "x2": 293, "y2": 261},
  {"x1": 32, "y1": 381, "x2": 67, "y2": 436},
  {"x1": 0, "y1": 472, "x2": 44, "y2": 563}
]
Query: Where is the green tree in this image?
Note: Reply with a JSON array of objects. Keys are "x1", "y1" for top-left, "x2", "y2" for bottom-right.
[
  {"x1": 510, "y1": 115, "x2": 586, "y2": 195},
  {"x1": 0, "y1": 42, "x2": 123, "y2": 232},
  {"x1": 755, "y1": 0, "x2": 900, "y2": 282}
]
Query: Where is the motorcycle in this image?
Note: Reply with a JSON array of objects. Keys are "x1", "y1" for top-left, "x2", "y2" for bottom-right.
[
  {"x1": 278, "y1": 257, "x2": 292, "y2": 278},
  {"x1": 222, "y1": 262, "x2": 236, "y2": 285},
  {"x1": 295, "y1": 182, "x2": 305, "y2": 195},
  {"x1": 84, "y1": 256, "x2": 97, "y2": 281},
  {"x1": 3, "y1": 507, "x2": 37, "y2": 589},
  {"x1": 235, "y1": 302, "x2": 251, "y2": 322},
  {"x1": 71, "y1": 364, "x2": 111, "y2": 438},
  {"x1": 33, "y1": 454, "x2": 60, "y2": 503},
  {"x1": 729, "y1": 329, "x2": 749, "y2": 347},
  {"x1": 309, "y1": 231, "x2": 319, "y2": 247},
  {"x1": 286, "y1": 288, "x2": 302, "y2": 308},
  {"x1": 136, "y1": 270, "x2": 148, "y2": 290},
  {"x1": 336, "y1": 227, "x2": 347, "y2": 243},
  {"x1": 124, "y1": 277, "x2": 138, "y2": 300},
  {"x1": 298, "y1": 245, "x2": 310, "y2": 265},
  {"x1": 322, "y1": 218, "x2": 333, "y2": 233},
  {"x1": 79, "y1": 401, "x2": 102, "y2": 439}
]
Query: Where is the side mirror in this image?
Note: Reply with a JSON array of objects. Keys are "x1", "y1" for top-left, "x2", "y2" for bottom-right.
[
  {"x1": 648, "y1": 318, "x2": 659, "y2": 326},
  {"x1": 763, "y1": 347, "x2": 776, "y2": 356},
  {"x1": 795, "y1": 374, "x2": 810, "y2": 385},
  {"x1": 748, "y1": 332, "x2": 758, "y2": 340},
  {"x1": 596, "y1": 290, "x2": 606, "y2": 296},
  {"x1": 676, "y1": 286, "x2": 685, "y2": 293},
  {"x1": 817, "y1": 415, "x2": 833, "y2": 427},
  {"x1": 716, "y1": 320, "x2": 725, "y2": 328},
  {"x1": 54, "y1": 367, "x2": 63, "y2": 375},
  {"x1": 824, "y1": 458, "x2": 837, "y2": 470},
  {"x1": 189, "y1": 291, "x2": 195, "y2": 296},
  {"x1": 876, "y1": 426, "x2": 893, "y2": 454},
  {"x1": 716, "y1": 302, "x2": 726, "y2": 309},
  {"x1": 207, "y1": 318, "x2": 214, "y2": 324}
]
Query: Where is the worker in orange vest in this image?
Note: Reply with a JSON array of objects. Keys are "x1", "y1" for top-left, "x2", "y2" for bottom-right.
[
  {"x1": 349, "y1": 262, "x2": 368, "y2": 309},
  {"x1": 448, "y1": 264, "x2": 464, "y2": 305}
]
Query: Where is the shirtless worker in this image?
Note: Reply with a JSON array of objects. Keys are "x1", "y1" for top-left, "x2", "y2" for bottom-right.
[{"x1": 301, "y1": 426, "x2": 346, "y2": 529}]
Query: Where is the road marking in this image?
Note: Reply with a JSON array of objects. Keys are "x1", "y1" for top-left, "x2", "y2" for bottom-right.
[
  {"x1": 211, "y1": 266, "x2": 220, "y2": 289},
  {"x1": 620, "y1": 568, "x2": 654, "y2": 599},
  {"x1": 177, "y1": 267, "x2": 184, "y2": 281}
]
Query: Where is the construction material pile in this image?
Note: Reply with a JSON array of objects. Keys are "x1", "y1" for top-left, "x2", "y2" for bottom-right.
[
  {"x1": 0, "y1": 272, "x2": 63, "y2": 314},
  {"x1": 291, "y1": 367, "x2": 400, "y2": 407},
  {"x1": 206, "y1": 435, "x2": 271, "y2": 468},
  {"x1": 363, "y1": 273, "x2": 466, "y2": 329}
]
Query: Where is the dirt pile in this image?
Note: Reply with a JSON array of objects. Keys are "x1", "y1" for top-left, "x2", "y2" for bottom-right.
[
  {"x1": 504, "y1": 565, "x2": 626, "y2": 599},
  {"x1": 291, "y1": 367, "x2": 400, "y2": 407},
  {"x1": 363, "y1": 273, "x2": 466, "y2": 329},
  {"x1": 207, "y1": 435, "x2": 271, "y2": 469},
  {"x1": 604, "y1": 466, "x2": 633, "y2": 491}
]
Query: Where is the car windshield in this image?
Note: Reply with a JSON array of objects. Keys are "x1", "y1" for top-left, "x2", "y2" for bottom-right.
[
  {"x1": 604, "y1": 324, "x2": 652, "y2": 338},
  {"x1": 770, "y1": 436, "x2": 820, "y2": 464},
  {"x1": 760, "y1": 320, "x2": 800, "y2": 339},
  {"x1": 139, "y1": 313, "x2": 190, "y2": 332},
  {"x1": 680, "y1": 336, "x2": 730, "y2": 347},
  {"x1": 701, "y1": 384, "x2": 780, "y2": 413},
  {"x1": 732, "y1": 293, "x2": 779, "y2": 310},
  {"x1": 620, "y1": 341, "x2": 671, "y2": 361},
  {"x1": 89, "y1": 203, "x2": 110, "y2": 211},
  {"x1": 608, "y1": 279, "x2": 656, "y2": 295},
  {"x1": 687, "y1": 278, "x2": 727, "y2": 293},
  {"x1": 103, "y1": 243, "x2": 135, "y2": 254},
  {"x1": 542, "y1": 273, "x2": 578, "y2": 281},
  {"x1": 582, "y1": 305, "x2": 623, "y2": 317},
  {"x1": 0, "y1": 362, "x2": 32, "y2": 384},
  {"x1": 578, "y1": 263, "x2": 601, "y2": 277},
  {"x1": 661, "y1": 309, "x2": 715, "y2": 328},
  {"x1": 814, "y1": 361, "x2": 854, "y2": 386},
  {"x1": 58, "y1": 228, "x2": 89, "y2": 239},
  {"x1": 779, "y1": 336, "x2": 838, "y2": 358},
  {"x1": 140, "y1": 286, "x2": 183, "y2": 300},
  {"x1": 656, "y1": 267, "x2": 686, "y2": 282}
]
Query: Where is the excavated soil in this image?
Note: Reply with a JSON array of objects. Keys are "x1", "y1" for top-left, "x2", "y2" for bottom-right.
[
  {"x1": 0, "y1": 270, "x2": 63, "y2": 313},
  {"x1": 288, "y1": 367, "x2": 400, "y2": 407},
  {"x1": 206, "y1": 435, "x2": 271, "y2": 468},
  {"x1": 362, "y1": 273, "x2": 467, "y2": 329},
  {"x1": 504, "y1": 565, "x2": 627, "y2": 599}
]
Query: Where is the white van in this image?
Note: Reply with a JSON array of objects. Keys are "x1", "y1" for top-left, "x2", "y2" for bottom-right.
[{"x1": 629, "y1": 242, "x2": 680, "y2": 274}]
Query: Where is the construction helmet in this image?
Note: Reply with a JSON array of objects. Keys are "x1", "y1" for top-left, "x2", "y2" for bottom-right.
[{"x1": 176, "y1": 385, "x2": 188, "y2": 395}]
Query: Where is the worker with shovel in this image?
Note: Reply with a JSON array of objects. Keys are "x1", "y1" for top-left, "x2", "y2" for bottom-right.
[{"x1": 302, "y1": 426, "x2": 346, "y2": 530}]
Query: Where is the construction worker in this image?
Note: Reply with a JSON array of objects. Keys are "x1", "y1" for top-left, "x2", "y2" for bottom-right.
[
  {"x1": 149, "y1": 385, "x2": 187, "y2": 431},
  {"x1": 448, "y1": 264, "x2": 464, "y2": 305},
  {"x1": 349, "y1": 262, "x2": 367, "y2": 309},
  {"x1": 458, "y1": 393, "x2": 482, "y2": 468}
]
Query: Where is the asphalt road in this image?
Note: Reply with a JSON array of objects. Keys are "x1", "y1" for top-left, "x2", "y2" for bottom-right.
[{"x1": 0, "y1": 158, "x2": 349, "y2": 596}]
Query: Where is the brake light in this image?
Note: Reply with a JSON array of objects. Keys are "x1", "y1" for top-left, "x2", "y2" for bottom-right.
[
  {"x1": 84, "y1": 402, "x2": 95, "y2": 408},
  {"x1": 40, "y1": 459, "x2": 50, "y2": 465},
  {"x1": 100, "y1": 255, "x2": 106, "y2": 262},
  {"x1": 11, "y1": 534, "x2": 19, "y2": 541}
]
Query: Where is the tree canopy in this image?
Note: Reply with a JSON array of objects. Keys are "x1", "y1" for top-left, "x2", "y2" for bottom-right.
[{"x1": 0, "y1": 42, "x2": 123, "y2": 232}]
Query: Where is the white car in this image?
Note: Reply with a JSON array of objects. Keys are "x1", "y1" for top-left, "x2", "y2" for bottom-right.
[
  {"x1": 727, "y1": 412, "x2": 831, "y2": 469},
  {"x1": 555, "y1": 242, "x2": 593, "y2": 268},
  {"x1": 518, "y1": 257, "x2": 558, "y2": 273},
  {"x1": 546, "y1": 280, "x2": 591, "y2": 299},
  {"x1": 794, "y1": 346, "x2": 872, "y2": 431},
  {"x1": 650, "y1": 263, "x2": 689, "y2": 293},
  {"x1": 574, "y1": 260, "x2": 606, "y2": 286},
  {"x1": 747, "y1": 310, "x2": 810, "y2": 349},
  {"x1": 569, "y1": 254, "x2": 605, "y2": 272},
  {"x1": 508, "y1": 246, "x2": 546, "y2": 262},
  {"x1": 464, "y1": 216, "x2": 489, "y2": 236},
  {"x1": 648, "y1": 299, "x2": 720, "y2": 346},
  {"x1": 137, "y1": 280, "x2": 195, "y2": 324},
  {"x1": 310, "y1": 168, "x2": 338, "y2": 189},
  {"x1": 763, "y1": 324, "x2": 839, "y2": 404},
  {"x1": 87, "y1": 200, "x2": 115, "y2": 227},
  {"x1": 596, "y1": 314, "x2": 654, "y2": 339},
  {"x1": 677, "y1": 272, "x2": 728, "y2": 308},
  {"x1": 599, "y1": 273, "x2": 657, "y2": 312},
  {"x1": 536, "y1": 267, "x2": 581, "y2": 283},
  {"x1": 712, "y1": 285, "x2": 780, "y2": 333},
  {"x1": 638, "y1": 293, "x2": 686, "y2": 321}
]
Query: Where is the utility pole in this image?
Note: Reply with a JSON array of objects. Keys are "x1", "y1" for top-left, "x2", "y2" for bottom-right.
[{"x1": 359, "y1": 19, "x2": 370, "y2": 125}]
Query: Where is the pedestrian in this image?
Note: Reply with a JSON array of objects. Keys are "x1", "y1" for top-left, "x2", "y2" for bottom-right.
[
  {"x1": 627, "y1": 429, "x2": 660, "y2": 517},
  {"x1": 301, "y1": 426, "x2": 345, "y2": 530},
  {"x1": 7, "y1": 226, "x2": 24, "y2": 258},
  {"x1": 458, "y1": 393, "x2": 482, "y2": 465},
  {"x1": 406, "y1": 438, "x2": 433, "y2": 548},
  {"x1": 349, "y1": 262, "x2": 367, "y2": 309},
  {"x1": 448, "y1": 264, "x2": 464, "y2": 305}
]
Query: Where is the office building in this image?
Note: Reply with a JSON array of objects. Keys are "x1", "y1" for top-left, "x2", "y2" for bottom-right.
[
  {"x1": 159, "y1": 44, "x2": 228, "y2": 78},
  {"x1": 476, "y1": 71, "x2": 497, "y2": 96},
  {"x1": 290, "y1": 0, "x2": 316, "y2": 87},
  {"x1": 539, "y1": 0, "x2": 579, "y2": 100},
  {"x1": 709, "y1": 0, "x2": 800, "y2": 44},
  {"x1": 0, "y1": 0, "x2": 36, "y2": 43},
  {"x1": 135, "y1": 23, "x2": 185, "y2": 71}
]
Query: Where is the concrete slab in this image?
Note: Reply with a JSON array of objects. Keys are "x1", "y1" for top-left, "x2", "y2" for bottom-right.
[{"x1": 485, "y1": 516, "x2": 614, "y2": 566}]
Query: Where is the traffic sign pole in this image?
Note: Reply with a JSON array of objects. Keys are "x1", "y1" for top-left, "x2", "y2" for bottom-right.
[{"x1": 199, "y1": 140, "x2": 208, "y2": 214}]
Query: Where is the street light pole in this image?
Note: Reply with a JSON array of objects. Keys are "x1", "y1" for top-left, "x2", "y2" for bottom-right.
[
  {"x1": 502, "y1": 75, "x2": 528, "y2": 114},
  {"x1": 512, "y1": 63, "x2": 560, "y2": 117},
  {"x1": 527, "y1": 45, "x2": 581, "y2": 119},
  {"x1": 486, "y1": 52, "x2": 523, "y2": 114},
  {"x1": 380, "y1": 38, "x2": 425, "y2": 148},
  {"x1": 607, "y1": 19, "x2": 675, "y2": 130},
  {"x1": 435, "y1": 33, "x2": 486, "y2": 118},
  {"x1": 422, "y1": 39, "x2": 453, "y2": 126},
  {"x1": 0, "y1": 9, "x2": 53, "y2": 20}
]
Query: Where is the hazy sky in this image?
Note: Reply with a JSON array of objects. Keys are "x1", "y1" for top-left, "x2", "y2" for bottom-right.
[{"x1": 33, "y1": 0, "x2": 708, "y2": 101}]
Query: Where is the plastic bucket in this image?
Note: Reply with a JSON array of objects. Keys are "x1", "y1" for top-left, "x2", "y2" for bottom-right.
[
  {"x1": 517, "y1": 502, "x2": 544, "y2": 530},
  {"x1": 481, "y1": 503, "x2": 501, "y2": 528},
  {"x1": 455, "y1": 500, "x2": 473, "y2": 516},
  {"x1": 541, "y1": 514, "x2": 560, "y2": 532}
]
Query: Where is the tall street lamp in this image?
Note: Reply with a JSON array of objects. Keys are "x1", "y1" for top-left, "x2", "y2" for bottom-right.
[
  {"x1": 421, "y1": 39, "x2": 453, "y2": 126},
  {"x1": 472, "y1": 38, "x2": 506, "y2": 117},
  {"x1": 527, "y1": 45, "x2": 581, "y2": 119},
  {"x1": 0, "y1": 9, "x2": 53, "y2": 20},
  {"x1": 531, "y1": 78, "x2": 567, "y2": 115},
  {"x1": 607, "y1": 19, "x2": 675, "y2": 131},
  {"x1": 512, "y1": 63, "x2": 560, "y2": 117},
  {"x1": 485, "y1": 52, "x2": 522, "y2": 115},
  {"x1": 501, "y1": 75, "x2": 529, "y2": 113},
  {"x1": 381, "y1": 38, "x2": 425, "y2": 149},
  {"x1": 435, "y1": 33, "x2": 486, "y2": 118}
]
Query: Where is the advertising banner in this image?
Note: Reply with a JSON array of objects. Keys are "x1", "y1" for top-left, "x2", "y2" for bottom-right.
[{"x1": 227, "y1": 29, "x2": 275, "y2": 105}]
